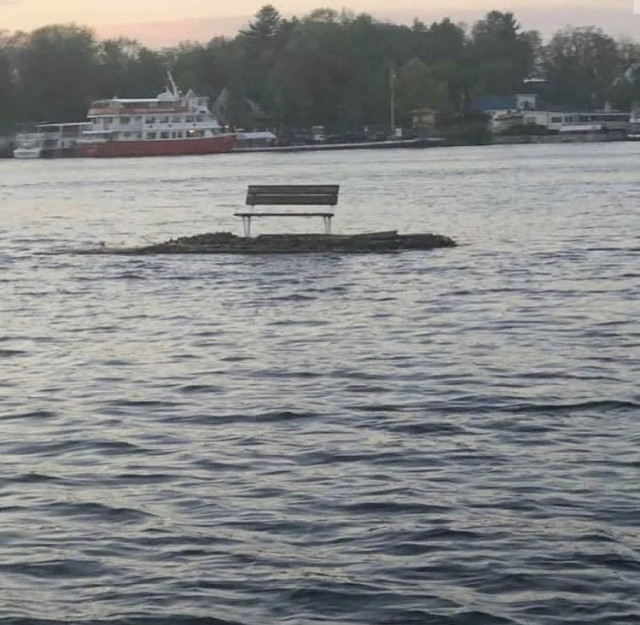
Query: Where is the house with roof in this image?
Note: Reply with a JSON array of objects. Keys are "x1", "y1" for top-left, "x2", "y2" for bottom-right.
[
  {"x1": 211, "y1": 87, "x2": 272, "y2": 131},
  {"x1": 492, "y1": 107, "x2": 629, "y2": 136},
  {"x1": 409, "y1": 107, "x2": 438, "y2": 133},
  {"x1": 472, "y1": 92, "x2": 629, "y2": 137}
]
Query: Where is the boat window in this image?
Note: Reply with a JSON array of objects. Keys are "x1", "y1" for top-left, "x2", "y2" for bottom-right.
[
  {"x1": 160, "y1": 116, "x2": 169, "y2": 123},
  {"x1": 171, "y1": 116, "x2": 181, "y2": 123},
  {"x1": 146, "y1": 117, "x2": 155, "y2": 124},
  {"x1": 186, "y1": 116, "x2": 193, "y2": 122},
  {"x1": 147, "y1": 132, "x2": 156, "y2": 139},
  {"x1": 160, "y1": 131, "x2": 170, "y2": 139},
  {"x1": 121, "y1": 116, "x2": 130, "y2": 124}
]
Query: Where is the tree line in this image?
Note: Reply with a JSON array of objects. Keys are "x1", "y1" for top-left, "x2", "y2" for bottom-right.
[{"x1": 1, "y1": 5, "x2": 640, "y2": 134}]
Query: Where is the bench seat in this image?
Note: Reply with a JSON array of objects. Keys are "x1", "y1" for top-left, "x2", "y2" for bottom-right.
[{"x1": 236, "y1": 185, "x2": 339, "y2": 237}]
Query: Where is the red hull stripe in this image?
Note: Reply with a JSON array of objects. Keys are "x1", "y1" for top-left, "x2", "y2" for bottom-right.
[
  {"x1": 87, "y1": 107, "x2": 188, "y2": 115},
  {"x1": 79, "y1": 134, "x2": 235, "y2": 158}
]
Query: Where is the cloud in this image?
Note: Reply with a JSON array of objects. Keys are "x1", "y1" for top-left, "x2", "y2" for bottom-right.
[
  {"x1": 94, "y1": 16, "x2": 247, "y2": 47},
  {"x1": 92, "y1": 3, "x2": 640, "y2": 48},
  {"x1": 381, "y1": 4, "x2": 640, "y2": 40}
]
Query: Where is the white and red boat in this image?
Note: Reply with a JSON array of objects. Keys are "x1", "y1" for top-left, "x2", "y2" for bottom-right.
[
  {"x1": 77, "y1": 73, "x2": 235, "y2": 157},
  {"x1": 14, "y1": 122, "x2": 90, "y2": 159}
]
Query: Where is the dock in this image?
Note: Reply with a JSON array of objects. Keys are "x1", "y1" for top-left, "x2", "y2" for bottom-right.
[{"x1": 232, "y1": 137, "x2": 444, "y2": 153}]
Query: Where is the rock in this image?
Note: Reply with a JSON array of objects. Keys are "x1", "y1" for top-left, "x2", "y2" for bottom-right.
[{"x1": 76, "y1": 231, "x2": 456, "y2": 255}]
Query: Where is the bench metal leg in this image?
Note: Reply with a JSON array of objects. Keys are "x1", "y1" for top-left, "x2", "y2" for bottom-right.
[
  {"x1": 242, "y1": 216, "x2": 252, "y2": 238},
  {"x1": 323, "y1": 216, "x2": 332, "y2": 235}
]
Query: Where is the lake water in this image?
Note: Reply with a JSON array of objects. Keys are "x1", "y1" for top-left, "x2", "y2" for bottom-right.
[{"x1": 1, "y1": 143, "x2": 638, "y2": 624}]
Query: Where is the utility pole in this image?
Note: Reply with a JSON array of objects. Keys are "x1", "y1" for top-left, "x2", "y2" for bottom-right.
[{"x1": 389, "y1": 66, "x2": 397, "y2": 137}]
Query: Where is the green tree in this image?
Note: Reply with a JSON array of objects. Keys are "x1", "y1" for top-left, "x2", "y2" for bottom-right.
[
  {"x1": 128, "y1": 46, "x2": 166, "y2": 96},
  {"x1": 18, "y1": 24, "x2": 100, "y2": 121},
  {"x1": 424, "y1": 18, "x2": 466, "y2": 62},
  {"x1": 240, "y1": 4, "x2": 284, "y2": 41},
  {"x1": 609, "y1": 62, "x2": 640, "y2": 109},
  {"x1": 0, "y1": 37, "x2": 15, "y2": 130},
  {"x1": 163, "y1": 42, "x2": 211, "y2": 93},
  {"x1": 2, "y1": 7, "x2": 638, "y2": 133},
  {"x1": 395, "y1": 58, "x2": 448, "y2": 117},
  {"x1": 234, "y1": 5, "x2": 291, "y2": 124},
  {"x1": 543, "y1": 26, "x2": 621, "y2": 108},
  {"x1": 617, "y1": 39, "x2": 640, "y2": 66},
  {"x1": 612, "y1": 38, "x2": 640, "y2": 108},
  {"x1": 470, "y1": 11, "x2": 535, "y2": 96},
  {"x1": 273, "y1": 12, "x2": 391, "y2": 131},
  {"x1": 97, "y1": 38, "x2": 144, "y2": 97}
]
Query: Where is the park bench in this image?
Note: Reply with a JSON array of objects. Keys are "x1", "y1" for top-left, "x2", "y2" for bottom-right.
[{"x1": 235, "y1": 184, "x2": 339, "y2": 237}]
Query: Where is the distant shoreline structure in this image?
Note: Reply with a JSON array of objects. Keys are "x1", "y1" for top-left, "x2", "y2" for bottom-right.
[
  {"x1": 2, "y1": 131, "x2": 635, "y2": 159},
  {"x1": 231, "y1": 137, "x2": 444, "y2": 153}
]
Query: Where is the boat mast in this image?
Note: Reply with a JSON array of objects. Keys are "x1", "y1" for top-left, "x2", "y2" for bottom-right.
[{"x1": 167, "y1": 70, "x2": 179, "y2": 97}]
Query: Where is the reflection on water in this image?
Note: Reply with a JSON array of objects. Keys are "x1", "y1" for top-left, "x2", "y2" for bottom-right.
[{"x1": 1, "y1": 143, "x2": 639, "y2": 624}]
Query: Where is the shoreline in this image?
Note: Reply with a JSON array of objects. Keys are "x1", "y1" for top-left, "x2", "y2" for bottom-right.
[
  {"x1": 2, "y1": 132, "x2": 635, "y2": 159},
  {"x1": 231, "y1": 137, "x2": 444, "y2": 153}
]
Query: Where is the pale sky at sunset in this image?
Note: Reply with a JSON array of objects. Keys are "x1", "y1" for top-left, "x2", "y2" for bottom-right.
[{"x1": 2, "y1": 0, "x2": 639, "y2": 47}]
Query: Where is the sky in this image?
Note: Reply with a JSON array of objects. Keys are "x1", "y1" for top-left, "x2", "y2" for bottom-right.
[{"x1": 2, "y1": 0, "x2": 639, "y2": 47}]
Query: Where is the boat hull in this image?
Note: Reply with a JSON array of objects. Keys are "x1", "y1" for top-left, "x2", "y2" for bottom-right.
[
  {"x1": 79, "y1": 134, "x2": 236, "y2": 158},
  {"x1": 13, "y1": 149, "x2": 42, "y2": 159}
]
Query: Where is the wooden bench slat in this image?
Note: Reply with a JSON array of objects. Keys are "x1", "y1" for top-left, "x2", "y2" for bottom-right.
[
  {"x1": 247, "y1": 185, "x2": 339, "y2": 194},
  {"x1": 235, "y1": 211, "x2": 334, "y2": 217},
  {"x1": 246, "y1": 194, "x2": 337, "y2": 206}
]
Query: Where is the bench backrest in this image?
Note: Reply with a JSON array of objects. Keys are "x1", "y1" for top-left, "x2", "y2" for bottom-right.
[{"x1": 246, "y1": 185, "x2": 339, "y2": 207}]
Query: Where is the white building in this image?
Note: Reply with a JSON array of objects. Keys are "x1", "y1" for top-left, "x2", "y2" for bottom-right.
[{"x1": 492, "y1": 109, "x2": 630, "y2": 135}]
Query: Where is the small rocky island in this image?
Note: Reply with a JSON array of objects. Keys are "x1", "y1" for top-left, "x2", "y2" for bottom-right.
[{"x1": 81, "y1": 231, "x2": 456, "y2": 255}]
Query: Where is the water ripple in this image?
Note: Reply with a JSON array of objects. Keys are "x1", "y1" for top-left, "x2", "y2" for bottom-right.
[{"x1": 1, "y1": 144, "x2": 638, "y2": 624}]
